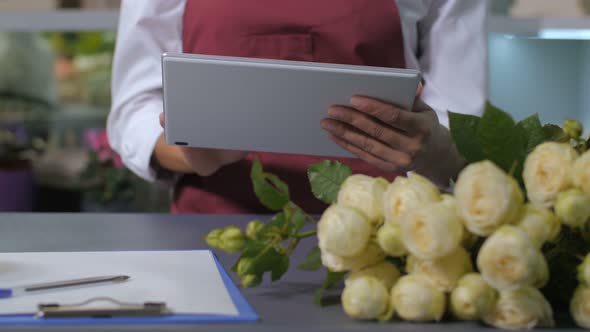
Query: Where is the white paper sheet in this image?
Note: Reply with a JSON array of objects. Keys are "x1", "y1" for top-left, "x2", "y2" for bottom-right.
[{"x1": 0, "y1": 251, "x2": 239, "y2": 316}]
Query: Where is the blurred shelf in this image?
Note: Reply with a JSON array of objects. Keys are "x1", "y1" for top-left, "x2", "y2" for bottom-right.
[
  {"x1": 489, "y1": 15, "x2": 590, "y2": 39},
  {"x1": 0, "y1": 10, "x2": 118, "y2": 31}
]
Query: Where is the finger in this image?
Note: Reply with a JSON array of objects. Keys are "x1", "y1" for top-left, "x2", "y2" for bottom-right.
[
  {"x1": 321, "y1": 119, "x2": 413, "y2": 169},
  {"x1": 159, "y1": 113, "x2": 165, "y2": 128},
  {"x1": 416, "y1": 82, "x2": 423, "y2": 97},
  {"x1": 327, "y1": 105, "x2": 413, "y2": 151},
  {"x1": 349, "y1": 96, "x2": 423, "y2": 131},
  {"x1": 329, "y1": 135, "x2": 406, "y2": 173}
]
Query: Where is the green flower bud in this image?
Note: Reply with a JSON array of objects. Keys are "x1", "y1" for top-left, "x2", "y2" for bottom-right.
[
  {"x1": 578, "y1": 254, "x2": 590, "y2": 286},
  {"x1": 205, "y1": 228, "x2": 223, "y2": 249},
  {"x1": 564, "y1": 118, "x2": 583, "y2": 140},
  {"x1": 246, "y1": 220, "x2": 264, "y2": 240},
  {"x1": 241, "y1": 274, "x2": 262, "y2": 288},
  {"x1": 376, "y1": 222, "x2": 407, "y2": 257},
  {"x1": 555, "y1": 189, "x2": 590, "y2": 229},
  {"x1": 236, "y1": 257, "x2": 255, "y2": 277},
  {"x1": 450, "y1": 273, "x2": 497, "y2": 321},
  {"x1": 219, "y1": 226, "x2": 246, "y2": 253}
]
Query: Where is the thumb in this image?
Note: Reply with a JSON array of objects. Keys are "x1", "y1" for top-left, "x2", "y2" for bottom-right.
[
  {"x1": 159, "y1": 113, "x2": 165, "y2": 129},
  {"x1": 416, "y1": 82, "x2": 423, "y2": 97}
]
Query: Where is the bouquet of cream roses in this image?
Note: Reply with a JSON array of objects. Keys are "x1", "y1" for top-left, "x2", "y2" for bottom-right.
[{"x1": 206, "y1": 103, "x2": 590, "y2": 330}]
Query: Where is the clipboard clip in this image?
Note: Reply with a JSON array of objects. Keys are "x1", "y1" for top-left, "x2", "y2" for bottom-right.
[{"x1": 37, "y1": 297, "x2": 170, "y2": 319}]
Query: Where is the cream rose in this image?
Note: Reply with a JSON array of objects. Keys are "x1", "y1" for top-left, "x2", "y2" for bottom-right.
[
  {"x1": 390, "y1": 274, "x2": 446, "y2": 322},
  {"x1": 346, "y1": 261, "x2": 401, "y2": 290},
  {"x1": 406, "y1": 247, "x2": 473, "y2": 292},
  {"x1": 571, "y1": 285, "x2": 590, "y2": 329},
  {"x1": 477, "y1": 225, "x2": 546, "y2": 291},
  {"x1": 321, "y1": 242, "x2": 385, "y2": 272},
  {"x1": 578, "y1": 253, "x2": 590, "y2": 286},
  {"x1": 342, "y1": 276, "x2": 390, "y2": 320},
  {"x1": 401, "y1": 200, "x2": 464, "y2": 260},
  {"x1": 523, "y1": 142, "x2": 578, "y2": 207},
  {"x1": 554, "y1": 189, "x2": 590, "y2": 229},
  {"x1": 337, "y1": 174, "x2": 389, "y2": 227},
  {"x1": 376, "y1": 222, "x2": 407, "y2": 257},
  {"x1": 382, "y1": 173, "x2": 440, "y2": 225},
  {"x1": 574, "y1": 150, "x2": 590, "y2": 197},
  {"x1": 455, "y1": 161, "x2": 524, "y2": 236},
  {"x1": 317, "y1": 205, "x2": 371, "y2": 257},
  {"x1": 483, "y1": 286, "x2": 554, "y2": 330},
  {"x1": 450, "y1": 273, "x2": 497, "y2": 321},
  {"x1": 515, "y1": 204, "x2": 561, "y2": 248}
]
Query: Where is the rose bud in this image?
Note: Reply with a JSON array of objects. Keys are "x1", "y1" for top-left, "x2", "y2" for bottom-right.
[
  {"x1": 450, "y1": 273, "x2": 497, "y2": 320},
  {"x1": 455, "y1": 161, "x2": 524, "y2": 236},
  {"x1": 391, "y1": 274, "x2": 446, "y2": 322},
  {"x1": 241, "y1": 274, "x2": 262, "y2": 288},
  {"x1": 484, "y1": 286, "x2": 554, "y2": 330},
  {"x1": 571, "y1": 285, "x2": 590, "y2": 329},
  {"x1": 383, "y1": 173, "x2": 440, "y2": 225},
  {"x1": 246, "y1": 220, "x2": 264, "y2": 240},
  {"x1": 318, "y1": 205, "x2": 371, "y2": 257},
  {"x1": 401, "y1": 200, "x2": 464, "y2": 260},
  {"x1": 515, "y1": 204, "x2": 561, "y2": 248},
  {"x1": 523, "y1": 142, "x2": 578, "y2": 207},
  {"x1": 555, "y1": 189, "x2": 590, "y2": 229},
  {"x1": 346, "y1": 261, "x2": 401, "y2": 290},
  {"x1": 477, "y1": 225, "x2": 546, "y2": 291},
  {"x1": 341, "y1": 276, "x2": 390, "y2": 320},
  {"x1": 376, "y1": 222, "x2": 407, "y2": 257},
  {"x1": 337, "y1": 174, "x2": 389, "y2": 227},
  {"x1": 321, "y1": 242, "x2": 385, "y2": 272},
  {"x1": 215, "y1": 226, "x2": 246, "y2": 253},
  {"x1": 564, "y1": 118, "x2": 583, "y2": 140},
  {"x1": 406, "y1": 247, "x2": 473, "y2": 292}
]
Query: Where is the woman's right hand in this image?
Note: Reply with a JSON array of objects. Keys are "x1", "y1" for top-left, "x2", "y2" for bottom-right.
[{"x1": 157, "y1": 113, "x2": 248, "y2": 176}]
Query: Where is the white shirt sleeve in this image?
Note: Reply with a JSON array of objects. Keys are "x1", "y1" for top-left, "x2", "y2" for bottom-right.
[
  {"x1": 107, "y1": 0, "x2": 185, "y2": 181},
  {"x1": 417, "y1": 0, "x2": 488, "y2": 127}
]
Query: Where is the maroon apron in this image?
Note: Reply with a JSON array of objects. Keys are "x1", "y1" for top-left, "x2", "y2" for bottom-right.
[{"x1": 173, "y1": 0, "x2": 407, "y2": 214}]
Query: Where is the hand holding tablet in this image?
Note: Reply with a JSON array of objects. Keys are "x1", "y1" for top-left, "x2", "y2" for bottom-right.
[{"x1": 162, "y1": 53, "x2": 421, "y2": 158}]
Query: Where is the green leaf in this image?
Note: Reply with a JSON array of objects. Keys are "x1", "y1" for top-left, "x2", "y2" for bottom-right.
[
  {"x1": 271, "y1": 256, "x2": 290, "y2": 282},
  {"x1": 448, "y1": 111, "x2": 485, "y2": 163},
  {"x1": 517, "y1": 114, "x2": 545, "y2": 153},
  {"x1": 251, "y1": 159, "x2": 290, "y2": 211},
  {"x1": 543, "y1": 124, "x2": 569, "y2": 143},
  {"x1": 258, "y1": 212, "x2": 287, "y2": 240},
  {"x1": 297, "y1": 246, "x2": 322, "y2": 271},
  {"x1": 284, "y1": 203, "x2": 307, "y2": 236},
  {"x1": 315, "y1": 271, "x2": 346, "y2": 306},
  {"x1": 307, "y1": 160, "x2": 352, "y2": 204},
  {"x1": 476, "y1": 102, "x2": 526, "y2": 174}
]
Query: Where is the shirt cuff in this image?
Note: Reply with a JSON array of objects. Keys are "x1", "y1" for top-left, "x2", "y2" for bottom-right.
[{"x1": 119, "y1": 112, "x2": 164, "y2": 182}]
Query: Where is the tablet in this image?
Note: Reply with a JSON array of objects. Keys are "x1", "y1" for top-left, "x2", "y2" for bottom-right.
[{"x1": 162, "y1": 53, "x2": 421, "y2": 157}]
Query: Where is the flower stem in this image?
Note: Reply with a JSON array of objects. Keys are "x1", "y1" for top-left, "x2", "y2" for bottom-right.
[{"x1": 295, "y1": 230, "x2": 317, "y2": 240}]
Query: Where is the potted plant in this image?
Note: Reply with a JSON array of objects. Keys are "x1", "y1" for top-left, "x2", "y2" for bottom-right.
[{"x1": 80, "y1": 128, "x2": 140, "y2": 212}]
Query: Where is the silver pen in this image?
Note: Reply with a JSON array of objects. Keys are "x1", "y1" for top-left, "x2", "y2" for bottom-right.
[{"x1": 0, "y1": 275, "x2": 130, "y2": 299}]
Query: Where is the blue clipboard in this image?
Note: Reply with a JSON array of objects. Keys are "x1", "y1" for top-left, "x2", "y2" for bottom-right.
[{"x1": 0, "y1": 251, "x2": 259, "y2": 326}]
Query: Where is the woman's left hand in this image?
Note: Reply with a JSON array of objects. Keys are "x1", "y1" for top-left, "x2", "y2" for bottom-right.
[{"x1": 320, "y1": 96, "x2": 466, "y2": 188}]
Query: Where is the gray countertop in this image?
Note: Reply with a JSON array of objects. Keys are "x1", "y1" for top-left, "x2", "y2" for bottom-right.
[{"x1": 0, "y1": 213, "x2": 578, "y2": 331}]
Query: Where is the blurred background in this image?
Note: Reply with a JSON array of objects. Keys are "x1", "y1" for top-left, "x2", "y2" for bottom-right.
[{"x1": 0, "y1": 0, "x2": 587, "y2": 212}]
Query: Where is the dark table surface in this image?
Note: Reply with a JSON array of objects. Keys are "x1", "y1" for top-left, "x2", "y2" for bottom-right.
[{"x1": 0, "y1": 213, "x2": 578, "y2": 332}]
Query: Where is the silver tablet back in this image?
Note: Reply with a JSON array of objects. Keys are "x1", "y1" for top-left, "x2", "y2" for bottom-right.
[{"x1": 162, "y1": 53, "x2": 420, "y2": 157}]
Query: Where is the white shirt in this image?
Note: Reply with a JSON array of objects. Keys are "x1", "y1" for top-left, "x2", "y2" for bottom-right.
[{"x1": 108, "y1": 0, "x2": 488, "y2": 182}]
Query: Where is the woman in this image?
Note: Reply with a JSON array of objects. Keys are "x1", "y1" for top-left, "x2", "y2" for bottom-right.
[{"x1": 108, "y1": 0, "x2": 487, "y2": 214}]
